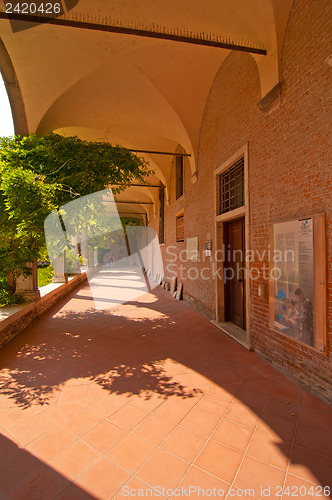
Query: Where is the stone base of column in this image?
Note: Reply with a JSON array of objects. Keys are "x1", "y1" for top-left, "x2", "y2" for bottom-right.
[
  {"x1": 52, "y1": 275, "x2": 68, "y2": 284},
  {"x1": 16, "y1": 289, "x2": 41, "y2": 302},
  {"x1": 15, "y1": 261, "x2": 40, "y2": 302}
]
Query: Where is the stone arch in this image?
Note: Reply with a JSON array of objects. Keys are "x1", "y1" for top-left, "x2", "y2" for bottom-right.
[
  {"x1": 0, "y1": 38, "x2": 28, "y2": 135},
  {"x1": 198, "y1": 50, "x2": 261, "y2": 167},
  {"x1": 36, "y1": 56, "x2": 197, "y2": 179},
  {"x1": 280, "y1": 0, "x2": 331, "y2": 82}
]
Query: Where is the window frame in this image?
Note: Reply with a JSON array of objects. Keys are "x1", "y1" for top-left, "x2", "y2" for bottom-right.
[
  {"x1": 218, "y1": 157, "x2": 244, "y2": 216},
  {"x1": 176, "y1": 209, "x2": 184, "y2": 243},
  {"x1": 159, "y1": 186, "x2": 165, "y2": 244},
  {"x1": 175, "y1": 155, "x2": 184, "y2": 200}
]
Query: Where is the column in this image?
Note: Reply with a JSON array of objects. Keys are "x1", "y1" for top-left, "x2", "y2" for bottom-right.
[
  {"x1": 52, "y1": 250, "x2": 68, "y2": 283},
  {"x1": 15, "y1": 261, "x2": 40, "y2": 301}
]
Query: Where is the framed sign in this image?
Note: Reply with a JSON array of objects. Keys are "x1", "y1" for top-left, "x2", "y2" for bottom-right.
[
  {"x1": 187, "y1": 236, "x2": 198, "y2": 261},
  {"x1": 269, "y1": 214, "x2": 326, "y2": 353}
]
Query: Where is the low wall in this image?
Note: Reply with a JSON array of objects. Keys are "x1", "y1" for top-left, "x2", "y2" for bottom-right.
[{"x1": 0, "y1": 273, "x2": 87, "y2": 349}]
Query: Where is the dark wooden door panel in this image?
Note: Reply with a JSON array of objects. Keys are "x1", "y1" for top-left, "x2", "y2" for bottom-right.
[{"x1": 224, "y1": 217, "x2": 246, "y2": 330}]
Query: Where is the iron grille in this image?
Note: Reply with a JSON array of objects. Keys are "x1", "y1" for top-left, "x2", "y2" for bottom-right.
[{"x1": 218, "y1": 157, "x2": 244, "y2": 215}]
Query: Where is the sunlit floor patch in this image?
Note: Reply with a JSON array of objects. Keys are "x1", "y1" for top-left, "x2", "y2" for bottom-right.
[{"x1": 87, "y1": 264, "x2": 150, "y2": 310}]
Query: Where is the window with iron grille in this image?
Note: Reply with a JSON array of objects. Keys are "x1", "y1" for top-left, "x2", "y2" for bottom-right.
[
  {"x1": 218, "y1": 157, "x2": 244, "y2": 215},
  {"x1": 175, "y1": 156, "x2": 184, "y2": 199},
  {"x1": 159, "y1": 186, "x2": 165, "y2": 244},
  {"x1": 176, "y1": 214, "x2": 184, "y2": 242}
]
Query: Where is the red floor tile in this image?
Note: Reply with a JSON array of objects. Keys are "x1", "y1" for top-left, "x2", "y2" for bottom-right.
[
  {"x1": 283, "y1": 473, "x2": 331, "y2": 496},
  {"x1": 0, "y1": 406, "x2": 39, "y2": 430},
  {"x1": 58, "y1": 385, "x2": 89, "y2": 403},
  {"x1": 208, "y1": 382, "x2": 240, "y2": 401},
  {"x1": 131, "y1": 392, "x2": 166, "y2": 412},
  {"x1": 212, "y1": 419, "x2": 253, "y2": 452},
  {"x1": 76, "y1": 458, "x2": 130, "y2": 499},
  {"x1": 162, "y1": 426, "x2": 207, "y2": 463},
  {"x1": 133, "y1": 413, "x2": 176, "y2": 446},
  {"x1": 108, "y1": 403, "x2": 148, "y2": 431},
  {"x1": 136, "y1": 448, "x2": 190, "y2": 490},
  {"x1": 288, "y1": 446, "x2": 332, "y2": 487},
  {"x1": 263, "y1": 396, "x2": 300, "y2": 419},
  {"x1": 257, "y1": 408, "x2": 297, "y2": 444},
  {"x1": 233, "y1": 456, "x2": 286, "y2": 498},
  {"x1": 246, "y1": 430, "x2": 291, "y2": 470},
  {"x1": 224, "y1": 401, "x2": 261, "y2": 429},
  {"x1": 41, "y1": 401, "x2": 82, "y2": 424},
  {"x1": 10, "y1": 413, "x2": 55, "y2": 446},
  {"x1": 82, "y1": 420, "x2": 127, "y2": 455},
  {"x1": 107, "y1": 433, "x2": 156, "y2": 473},
  {"x1": 270, "y1": 382, "x2": 302, "y2": 404},
  {"x1": 26, "y1": 425, "x2": 77, "y2": 462},
  {"x1": 195, "y1": 393, "x2": 231, "y2": 416},
  {"x1": 55, "y1": 483, "x2": 94, "y2": 500},
  {"x1": 154, "y1": 395, "x2": 200, "y2": 424},
  {"x1": 194, "y1": 440, "x2": 243, "y2": 483},
  {"x1": 0, "y1": 443, "x2": 42, "y2": 494},
  {"x1": 50, "y1": 441, "x2": 101, "y2": 481},
  {"x1": 178, "y1": 466, "x2": 230, "y2": 499},
  {"x1": 301, "y1": 391, "x2": 332, "y2": 414},
  {"x1": 86, "y1": 394, "x2": 129, "y2": 418},
  {"x1": 180, "y1": 407, "x2": 221, "y2": 437},
  {"x1": 113, "y1": 476, "x2": 163, "y2": 500},
  {"x1": 0, "y1": 285, "x2": 331, "y2": 499},
  {"x1": 295, "y1": 407, "x2": 332, "y2": 458},
  {"x1": 235, "y1": 387, "x2": 269, "y2": 410},
  {"x1": 240, "y1": 377, "x2": 274, "y2": 394},
  {"x1": 0, "y1": 423, "x2": 21, "y2": 445},
  {"x1": 61, "y1": 408, "x2": 104, "y2": 438},
  {"x1": 3, "y1": 465, "x2": 69, "y2": 500}
]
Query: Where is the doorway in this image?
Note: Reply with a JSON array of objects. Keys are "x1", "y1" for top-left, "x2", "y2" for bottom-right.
[{"x1": 223, "y1": 217, "x2": 246, "y2": 330}]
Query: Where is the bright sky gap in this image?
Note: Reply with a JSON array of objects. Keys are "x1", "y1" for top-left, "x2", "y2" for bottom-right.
[{"x1": 0, "y1": 73, "x2": 15, "y2": 137}]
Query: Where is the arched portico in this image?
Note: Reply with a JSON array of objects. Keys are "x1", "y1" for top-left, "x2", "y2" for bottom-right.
[{"x1": 0, "y1": 0, "x2": 295, "y2": 184}]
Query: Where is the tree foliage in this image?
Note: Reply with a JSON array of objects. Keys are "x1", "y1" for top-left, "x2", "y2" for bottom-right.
[
  {"x1": 0, "y1": 133, "x2": 150, "y2": 301},
  {"x1": 0, "y1": 133, "x2": 150, "y2": 204}
]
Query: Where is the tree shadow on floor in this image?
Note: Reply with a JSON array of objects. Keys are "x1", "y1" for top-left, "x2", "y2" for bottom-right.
[
  {"x1": 0, "y1": 302, "x2": 205, "y2": 408},
  {"x1": 0, "y1": 285, "x2": 331, "y2": 492}
]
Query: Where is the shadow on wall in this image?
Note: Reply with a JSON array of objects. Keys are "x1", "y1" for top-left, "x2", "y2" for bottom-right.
[{"x1": 0, "y1": 284, "x2": 331, "y2": 492}]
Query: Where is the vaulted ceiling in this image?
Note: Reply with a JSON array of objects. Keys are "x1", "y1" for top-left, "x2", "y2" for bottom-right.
[{"x1": 0, "y1": 0, "x2": 294, "y2": 218}]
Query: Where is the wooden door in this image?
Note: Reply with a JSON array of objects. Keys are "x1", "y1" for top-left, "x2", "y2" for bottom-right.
[{"x1": 223, "y1": 218, "x2": 246, "y2": 330}]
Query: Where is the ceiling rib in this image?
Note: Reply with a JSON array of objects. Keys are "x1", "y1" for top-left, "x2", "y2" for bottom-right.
[
  {"x1": 0, "y1": 12, "x2": 267, "y2": 55},
  {"x1": 114, "y1": 201, "x2": 154, "y2": 205},
  {"x1": 113, "y1": 183, "x2": 164, "y2": 188},
  {"x1": 129, "y1": 149, "x2": 191, "y2": 157}
]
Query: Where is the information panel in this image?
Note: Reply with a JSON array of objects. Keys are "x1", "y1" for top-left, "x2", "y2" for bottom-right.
[{"x1": 269, "y1": 214, "x2": 326, "y2": 352}]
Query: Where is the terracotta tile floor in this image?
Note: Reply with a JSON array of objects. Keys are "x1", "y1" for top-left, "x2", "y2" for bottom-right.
[{"x1": 0, "y1": 284, "x2": 331, "y2": 500}]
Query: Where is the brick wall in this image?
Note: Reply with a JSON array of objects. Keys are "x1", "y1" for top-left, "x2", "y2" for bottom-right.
[{"x1": 158, "y1": 0, "x2": 332, "y2": 401}]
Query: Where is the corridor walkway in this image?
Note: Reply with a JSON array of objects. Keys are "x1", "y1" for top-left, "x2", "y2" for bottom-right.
[{"x1": 0, "y1": 283, "x2": 331, "y2": 499}]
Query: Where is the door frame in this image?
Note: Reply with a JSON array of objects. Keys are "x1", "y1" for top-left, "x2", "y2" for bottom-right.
[{"x1": 214, "y1": 144, "x2": 251, "y2": 343}]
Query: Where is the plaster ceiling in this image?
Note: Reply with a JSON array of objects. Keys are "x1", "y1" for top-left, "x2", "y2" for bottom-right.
[{"x1": 0, "y1": 0, "x2": 294, "y2": 209}]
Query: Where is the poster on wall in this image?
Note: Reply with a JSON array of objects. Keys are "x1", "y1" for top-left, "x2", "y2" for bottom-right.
[{"x1": 269, "y1": 214, "x2": 326, "y2": 352}]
